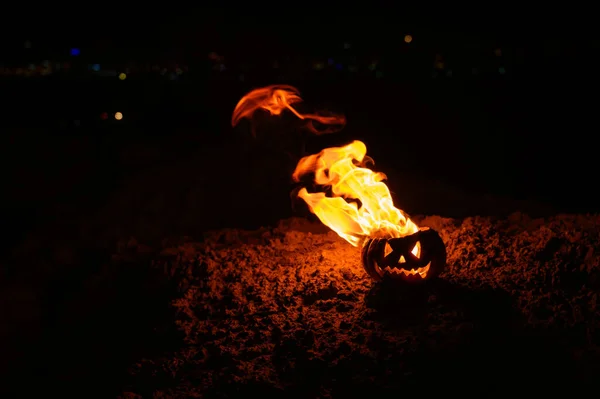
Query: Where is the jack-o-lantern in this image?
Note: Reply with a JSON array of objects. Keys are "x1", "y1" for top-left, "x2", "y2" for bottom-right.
[{"x1": 361, "y1": 227, "x2": 446, "y2": 282}]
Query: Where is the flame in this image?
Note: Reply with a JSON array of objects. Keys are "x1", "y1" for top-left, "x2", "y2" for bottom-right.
[
  {"x1": 230, "y1": 84, "x2": 418, "y2": 251},
  {"x1": 231, "y1": 85, "x2": 346, "y2": 135},
  {"x1": 292, "y1": 140, "x2": 419, "y2": 247}
]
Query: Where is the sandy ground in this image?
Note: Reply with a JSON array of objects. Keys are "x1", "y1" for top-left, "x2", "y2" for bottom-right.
[
  {"x1": 107, "y1": 213, "x2": 600, "y2": 397},
  {"x1": 1, "y1": 139, "x2": 598, "y2": 397}
]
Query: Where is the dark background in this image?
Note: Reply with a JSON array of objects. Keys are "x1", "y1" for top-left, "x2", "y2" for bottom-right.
[
  {"x1": 2, "y1": 7, "x2": 600, "y2": 396},
  {"x1": 2, "y1": 10, "x2": 600, "y2": 250}
]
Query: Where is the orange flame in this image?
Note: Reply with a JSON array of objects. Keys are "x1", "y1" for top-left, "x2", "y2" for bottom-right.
[
  {"x1": 231, "y1": 85, "x2": 346, "y2": 135},
  {"x1": 292, "y1": 140, "x2": 419, "y2": 247}
]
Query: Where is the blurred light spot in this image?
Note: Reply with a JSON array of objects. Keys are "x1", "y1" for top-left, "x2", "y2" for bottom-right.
[
  {"x1": 70, "y1": 48, "x2": 80, "y2": 56},
  {"x1": 375, "y1": 71, "x2": 383, "y2": 78},
  {"x1": 368, "y1": 62, "x2": 377, "y2": 71},
  {"x1": 494, "y1": 48, "x2": 502, "y2": 57},
  {"x1": 348, "y1": 65, "x2": 358, "y2": 72},
  {"x1": 28, "y1": 64, "x2": 35, "y2": 71},
  {"x1": 114, "y1": 112, "x2": 123, "y2": 120},
  {"x1": 313, "y1": 62, "x2": 324, "y2": 70},
  {"x1": 219, "y1": 64, "x2": 226, "y2": 71},
  {"x1": 74, "y1": 120, "x2": 80, "y2": 127},
  {"x1": 335, "y1": 63, "x2": 343, "y2": 70},
  {"x1": 498, "y1": 67, "x2": 506, "y2": 74},
  {"x1": 118, "y1": 72, "x2": 127, "y2": 80},
  {"x1": 92, "y1": 64, "x2": 100, "y2": 72},
  {"x1": 327, "y1": 58, "x2": 334, "y2": 66},
  {"x1": 101, "y1": 112, "x2": 108, "y2": 120},
  {"x1": 24, "y1": 40, "x2": 31, "y2": 49},
  {"x1": 343, "y1": 42, "x2": 351, "y2": 49},
  {"x1": 435, "y1": 61, "x2": 444, "y2": 70},
  {"x1": 42, "y1": 60, "x2": 49, "y2": 68},
  {"x1": 404, "y1": 34, "x2": 413, "y2": 43},
  {"x1": 175, "y1": 67, "x2": 183, "y2": 75},
  {"x1": 446, "y1": 70, "x2": 453, "y2": 77}
]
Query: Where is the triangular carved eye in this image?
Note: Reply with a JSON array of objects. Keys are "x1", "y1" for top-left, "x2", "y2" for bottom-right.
[
  {"x1": 384, "y1": 242, "x2": 393, "y2": 257},
  {"x1": 412, "y1": 242, "x2": 421, "y2": 258},
  {"x1": 399, "y1": 255, "x2": 406, "y2": 263}
]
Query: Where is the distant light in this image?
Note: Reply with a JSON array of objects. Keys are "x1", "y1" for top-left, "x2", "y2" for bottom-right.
[
  {"x1": 92, "y1": 64, "x2": 101, "y2": 72},
  {"x1": 101, "y1": 112, "x2": 108, "y2": 120},
  {"x1": 74, "y1": 120, "x2": 81, "y2": 127},
  {"x1": 348, "y1": 65, "x2": 358, "y2": 72},
  {"x1": 343, "y1": 42, "x2": 351, "y2": 49},
  {"x1": 70, "y1": 48, "x2": 80, "y2": 56},
  {"x1": 118, "y1": 72, "x2": 127, "y2": 80},
  {"x1": 313, "y1": 62, "x2": 324, "y2": 70},
  {"x1": 28, "y1": 64, "x2": 35, "y2": 71},
  {"x1": 42, "y1": 60, "x2": 49, "y2": 68},
  {"x1": 404, "y1": 34, "x2": 413, "y2": 43},
  {"x1": 498, "y1": 67, "x2": 506, "y2": 75},
  {"x1": 327, "y1": 58, "x2": 334, "y2": 66},
  {"x1": 368, "y1": 62, "x2": 377, "y2": 71},
  {"x1": 114, "y1": 112, "x2": 123, "y2": 120},
  {"x1": 335, "y1": 63, "x2": 343, "y2": 70},
  {"x1": 494, "y1": 48, "x2": 502, "y2": 57},
  {"x1": 446, "y1": 70, "x2": 453, "y2": 77}
]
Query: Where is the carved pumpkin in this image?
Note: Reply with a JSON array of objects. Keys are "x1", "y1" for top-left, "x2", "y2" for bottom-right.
[{"x1": 361, "y1": 227, "x2": 446, "y2": 282}]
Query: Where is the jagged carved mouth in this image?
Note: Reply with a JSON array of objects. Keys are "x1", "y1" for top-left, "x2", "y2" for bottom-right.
[{"x1": 376, "y1": 262, "x2": 431, "y2": 278}]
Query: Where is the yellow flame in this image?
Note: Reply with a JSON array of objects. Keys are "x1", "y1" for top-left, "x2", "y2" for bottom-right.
[
  {"x1": 231, "y1": 85, "x2": 418, "y2": 249},
  {"x1": 292, "y1": 140, "x2": 419, "y2": 246}
]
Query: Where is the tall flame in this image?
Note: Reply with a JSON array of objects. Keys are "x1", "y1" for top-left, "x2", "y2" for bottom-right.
[
  {"x1": 231, "y1": 85, "x2": 346, "y2": 135},
  {"x1": 292, "y1": 140, "x2": 419, "y2": 246},
  {"x1": 231, "y1": 84, "x2": 418, "y2": 248}
]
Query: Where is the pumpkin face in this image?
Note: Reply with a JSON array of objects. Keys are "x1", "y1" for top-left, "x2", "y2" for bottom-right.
[{"x1": 361, "y1": 227, "x2": 446, "y2": 282}]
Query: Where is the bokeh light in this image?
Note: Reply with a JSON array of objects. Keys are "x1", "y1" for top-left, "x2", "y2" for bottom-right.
[
  {"x1": 70, "y1": 48, "x2": 80, "y2": 56},
  {"x1": 118, "y1": 72, "x2": 127, "y2": 80},
  {"x1": 404, "y1": 35, "x2": 413, "y2": 43},
  {"x1": 115, "y1": 112, "x2": 123, "y2": 120},
  {"x1": 101, "y1": 112, "x2": 108, "y2": 120}
]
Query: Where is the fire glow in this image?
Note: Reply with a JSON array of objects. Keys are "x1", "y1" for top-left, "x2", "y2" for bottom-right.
[{"x1": 232, "y1": 85, "x2": 445, "y2": 280}]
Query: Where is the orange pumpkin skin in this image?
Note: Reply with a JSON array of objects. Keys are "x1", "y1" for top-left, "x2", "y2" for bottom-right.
[{"x1": 361, "y1": 227, "x2": 446, "y2": 283}]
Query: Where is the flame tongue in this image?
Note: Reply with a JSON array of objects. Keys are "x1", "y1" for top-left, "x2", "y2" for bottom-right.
[
  {"x1": 292, "y1": 140, "x2": 419, "y2": 247},
  {"x1": 229, "y1": 84, "x2": 418, "y2": 250}
]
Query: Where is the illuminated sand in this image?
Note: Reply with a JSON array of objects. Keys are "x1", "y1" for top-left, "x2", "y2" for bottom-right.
[{"x1": 119, "y1": 213, "x2": 600, "y2": 397}]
